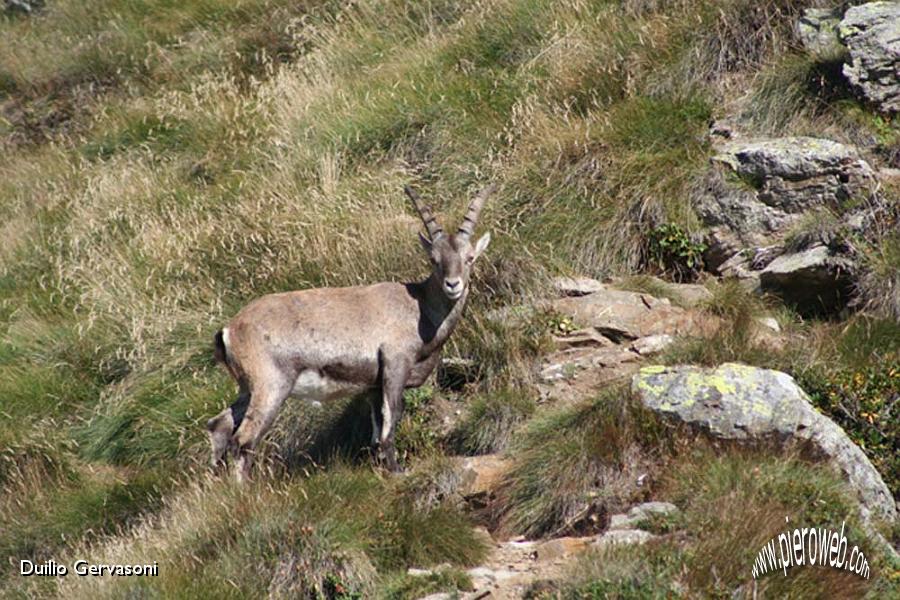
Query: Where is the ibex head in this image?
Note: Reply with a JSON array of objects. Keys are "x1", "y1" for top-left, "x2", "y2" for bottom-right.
[{"x1": 405, "y1": 184, "x2": 495, "y2": 301}]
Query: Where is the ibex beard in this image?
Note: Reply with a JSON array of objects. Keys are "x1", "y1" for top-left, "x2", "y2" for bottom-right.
[{"x1": 206, "y1": 184, "x2": 495, "y2": 481}]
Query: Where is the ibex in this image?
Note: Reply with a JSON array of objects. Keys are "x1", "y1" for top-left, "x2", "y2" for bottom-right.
[{"x1": 207, "y1": 185, "x2": 495, "y2": 480}]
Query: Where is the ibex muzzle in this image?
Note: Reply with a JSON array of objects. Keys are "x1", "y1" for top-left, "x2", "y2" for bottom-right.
[{"x1": 207, "y1": 184, "x2": 495, "y2": 480}]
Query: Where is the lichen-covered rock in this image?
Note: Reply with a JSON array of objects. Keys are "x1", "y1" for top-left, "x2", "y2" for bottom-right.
[
  {"x1": 759, "y1": 244, "x2": 856, "y2": 313},
  {"x1": 840, "y1": 1, "x2": 900, "y2": 114},
  {"x1": 797, "y1": 7, "x2": 844, "y2": 57},
  {"x1": 632, "y1": 363, "x2": 896, "y2": 522}
]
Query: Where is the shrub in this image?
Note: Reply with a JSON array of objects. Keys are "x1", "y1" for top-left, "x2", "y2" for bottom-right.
[{"x1": 647, "y1": 223, "x2": 707, "y2": 281}]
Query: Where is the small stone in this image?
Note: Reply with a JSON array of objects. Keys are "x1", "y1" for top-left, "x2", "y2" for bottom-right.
[
  {"x1": 595, "y1": 529, "x2": 655, "y2": 547},
  {"x1": 407, "y1": 568, "x2": 433, "y2": 577},
  {"x1": 756, "y1": 317, "x2": 781, "y2": 333},
  {"x1": 608, "y1": 502, "x2": 679, "y2": 530},
  {"x1": 553, "y1": 276, "x2": 605, "y2": 296},
  {"x1": 535, "y1": 536, "x2": 592, "y2": 563},
  {"x1": 467, "y1": 566, "x2": 496, "y2": 581},
  {"x1": 457, "y1": 455, "x2": 510, "y2": 498},
  {"x1": 630, "y1": 334, "x2": 674, "y2": 356}
]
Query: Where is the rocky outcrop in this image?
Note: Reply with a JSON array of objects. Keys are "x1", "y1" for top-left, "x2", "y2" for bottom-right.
[
  {"x1": 632, "y1": 363, "x2": 897, "y2": 523},
  {"x1": 539, "y1": 282, "x2": 714, "y2": 400},
  {"x1": 696, "y1": 137, "x2": 875, "y2": 312},
  {"x1": 709, "y1": 137, "x2": 875, "y2": 216},
  {"x1": 840, "y1": 2, "x2": 900, "y2": 114}
]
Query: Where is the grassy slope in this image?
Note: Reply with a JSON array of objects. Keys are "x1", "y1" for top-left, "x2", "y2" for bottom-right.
[{"x1": 0, "y1": 0, "x2": 897, "y2": 597}]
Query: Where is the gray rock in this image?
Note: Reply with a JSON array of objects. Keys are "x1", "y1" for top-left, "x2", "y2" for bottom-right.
[
  {"x1": 553, "y1": 276, "x2": 605, "y2": 296},
  {"x1": 609, "y1": 502, "x2": 679, "y2": 530},
  {"x1": 697, "y1": 138, "x2": 873, "y2": 312},
  {"x1": 712, "y1": 137, "x2": 875, "y2": 213},
  {"x1": 4, "y1": 0, "x2": 43, "y2": 13},
  {"x1": 756, "y1": 316, "x2": 781, "y2": 333},
  {"x1": 797, "y1": 8, "x2": 845, "y2": 57},
  {"x1": 759, "y1": 245, "x2": 855, "y2": 313},
  {"x1": 630, "y1": 334, "x2": 674, "y2": 356},
  {"x1": 594, "y1": 529, "x2": 656, "y2": 547},
  {"x1": 632, "y1": 363, "x2": 896, "y2": 523},
  {"x1": 840, "y1": 2, "x2": 900, "y2": 113}
]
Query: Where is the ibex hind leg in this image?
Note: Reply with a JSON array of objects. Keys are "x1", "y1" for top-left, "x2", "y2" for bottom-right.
[
  {"x1": 206, "y1": 387, "x2": 250, "y2": 469},
  {"x1": 232, "y1": 369, "x2": 293, "y2": 483}
]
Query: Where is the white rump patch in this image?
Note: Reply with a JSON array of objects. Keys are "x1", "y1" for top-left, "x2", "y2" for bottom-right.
[{"x1": 221, "y1": 327, "x2": 231, "y2": 357}]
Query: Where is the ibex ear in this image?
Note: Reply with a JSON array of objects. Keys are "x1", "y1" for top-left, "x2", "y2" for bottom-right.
[
  {"x1": 418, "y1": 231, "x2": 433, "y2": 251},
  {"x1": 474, "y1": 232, "x2": 491, "y2": 259}
]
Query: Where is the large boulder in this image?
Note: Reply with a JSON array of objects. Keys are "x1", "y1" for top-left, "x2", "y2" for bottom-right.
[
  {"x1": 632, "y1": 363, "x2": 896, "y2": 523},
  {"x1": 840, "y1": 2, "x2": 900, "y2": 114}
]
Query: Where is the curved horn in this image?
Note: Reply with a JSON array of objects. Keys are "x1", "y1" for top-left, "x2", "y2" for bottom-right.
[
  {"x1": 405, "y1": 186, "x2": 443, "y2": 240},
  {"x1": 457, "y1": 183, "x2": 496, "y2": 239}
]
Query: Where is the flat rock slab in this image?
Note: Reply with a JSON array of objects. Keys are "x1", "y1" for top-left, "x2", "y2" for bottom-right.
[
  {"x1": 632, "y1": 363, "x2": 896, "y2": 522},
  {"x1": 760, "y1": 244, "x2": 855, "y2": 313},
  {"x1": 593, "y1": 528, "x2": 656, "y2": 547},
  {"x1": 553, "y1": 276, "x2": 605, "y2": 296},
  {"x1": 552, "y1": 285, "x2": 703, "y2": 341}
]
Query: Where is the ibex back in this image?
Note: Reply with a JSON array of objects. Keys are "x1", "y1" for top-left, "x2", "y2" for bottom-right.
[{"x1": 207, "y1": 185, "x2": 495, "y2": 480}]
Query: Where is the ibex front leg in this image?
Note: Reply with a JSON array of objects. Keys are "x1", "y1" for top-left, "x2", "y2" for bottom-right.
[{"x1": 378, "y1": 353, "x2": 411, "y2": 473}]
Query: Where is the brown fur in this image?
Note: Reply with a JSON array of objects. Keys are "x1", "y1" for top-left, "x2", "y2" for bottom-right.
[{"x1": 208, "y1": 186, "x2": 494, "y2": 480}]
